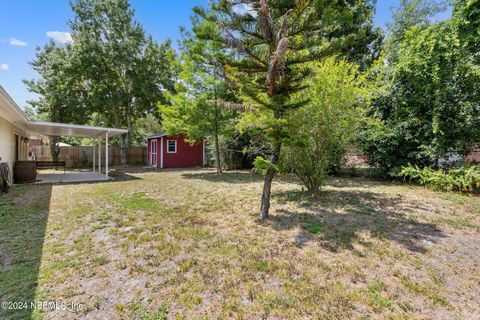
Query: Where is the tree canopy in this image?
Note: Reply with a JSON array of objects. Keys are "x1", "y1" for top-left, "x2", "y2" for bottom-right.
[
  {"x1": 25, "y1": 0, "x2": 177, "y2": 162},
  {"x1": 160, "y1": 20, "x2": 237, "y2": 174},
  {"x1": 359, "y1": 0, "x2": 480, "y2": 174},
  {"x1": 191, "y1": 0, "x2": 378, "y2": 218}
]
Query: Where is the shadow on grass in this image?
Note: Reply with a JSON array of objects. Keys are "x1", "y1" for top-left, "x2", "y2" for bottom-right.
[
  {"x1": 0, "y1": 184, "x2": 52, "y2": 320},
  {"x1": 327, "y1": 177, "x2": 396, "y2": 189},
  {"x1": 111, "y1": 165, "x2": 222, "y2": 181},
  {"x1": 108, "y1": 167, "x2": 144, "y2": 181},
  {"x1": 182, "y1": 171, "x2": 264, "y2": 184},
  {"x1": 181, "y1": 170, "x2": 302, "y2": 185},
  {"x1": 265, "y1": 188, "x2": 445, "y2": 254},
  {"x1": 182, "y1": 170, "x2": 445, "y2": 254}
]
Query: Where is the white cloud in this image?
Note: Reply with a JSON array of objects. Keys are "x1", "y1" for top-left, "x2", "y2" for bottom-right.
[
  {"x1": 9, "y1": 38, "x2": 27, "y2": 46},
  {"x1": 0, "y1": 64, "x2": 9, "y2": 71},
  {"x1": 46, "y1": 31, "x2": 73, "y2": 44}
]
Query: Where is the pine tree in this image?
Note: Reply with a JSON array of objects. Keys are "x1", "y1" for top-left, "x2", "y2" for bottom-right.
[
  {"x1": 192, "y1": 0, "x2": 377, "y2": 218},
  {"x1": 160, "y1": 24, "x2": 237, "y2": 174}
]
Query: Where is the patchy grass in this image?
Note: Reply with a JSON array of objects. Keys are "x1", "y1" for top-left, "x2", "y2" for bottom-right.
[
  {"x1": 1, "y1": 167, "x2": 479, "y2": 319},
  {"x1": 366, "y1": 280, "x2": 394, "y2": 312}
]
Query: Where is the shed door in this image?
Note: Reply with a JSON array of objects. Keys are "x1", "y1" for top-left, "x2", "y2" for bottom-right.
[{"x1": 150, "y1": 139, "x2": 158, "y2": 167}]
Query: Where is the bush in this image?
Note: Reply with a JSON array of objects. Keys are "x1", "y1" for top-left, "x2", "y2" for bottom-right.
[
  {"x1": 280, "y1": 58, "x2": 370, "y2": 195},
  {"x1": 281, "y1": 134, "x2": 345, "y2": 196},
  {"x1": 397, "y1": 164, "x2": 480, "y2": 192},
  {"x1": 358, "y1": 22, "x2": 480, "y2": 174}
]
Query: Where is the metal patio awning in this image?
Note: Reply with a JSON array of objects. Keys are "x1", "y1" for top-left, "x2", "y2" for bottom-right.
[
  {"x1": 27, "y1": 121, "x2": 128, "y2": 138},
  {"x1": 26, "y1": 121, "x2": 128, "y2": 180},
  {"x1": 1, "y1": 85, "x2": 129, "y2": 181}
]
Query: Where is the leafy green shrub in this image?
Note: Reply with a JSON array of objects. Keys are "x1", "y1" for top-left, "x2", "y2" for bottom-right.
[
  {"x1": 397, "y1": 164, "x2": 480, "y2": 192},
  {"x1": 358, "y1": 18, "x2": 480, "y2": 175},
  {"x1": 280, "y1": 58, "x2": 370, "y2": 196}
]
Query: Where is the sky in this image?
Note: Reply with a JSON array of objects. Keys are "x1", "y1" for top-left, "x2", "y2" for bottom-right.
[{"x1": 0, "y1": 0, "x2": 451, "y2": 109}]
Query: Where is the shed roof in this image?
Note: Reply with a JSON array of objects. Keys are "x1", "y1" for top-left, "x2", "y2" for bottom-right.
[{"x1": 146, "y1": 131, "x2": 166, "y2": 139}]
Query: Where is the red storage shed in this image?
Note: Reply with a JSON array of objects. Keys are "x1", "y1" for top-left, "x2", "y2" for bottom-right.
[{"x1": 146, "y1": 132, "x2": 206, "y2": 168}]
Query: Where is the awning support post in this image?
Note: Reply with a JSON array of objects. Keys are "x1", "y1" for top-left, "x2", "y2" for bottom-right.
[
  {"x1": 92, "y1": 141, "x2": 96, "y2": 172},
  {"x1": 105, "y1": 132, "x2": 109, "y2": 179},
  {"x1": 98, "y1": 138, "x2": 101, "y2": 173}
]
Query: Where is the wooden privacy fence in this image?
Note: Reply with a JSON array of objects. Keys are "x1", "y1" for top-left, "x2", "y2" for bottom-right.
[
  {"x1": 31, "y1": 146, "x2": 147, "y2": 168},
  {"x1": 466, "y1": 149, "x2": 480, "y2": 163}
]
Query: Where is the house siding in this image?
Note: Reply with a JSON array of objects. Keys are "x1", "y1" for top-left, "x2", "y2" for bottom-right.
[{"x1": 0, "y1": 115, "x2": 28, "y2": 182}]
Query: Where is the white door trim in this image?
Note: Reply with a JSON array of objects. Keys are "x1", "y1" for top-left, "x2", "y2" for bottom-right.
[
  {"x1": 150, "y1": 138, "x2": 157, "y2": 167},
  {"x1": 160, "y1": 137, "x2": 164, "y2": 168}
]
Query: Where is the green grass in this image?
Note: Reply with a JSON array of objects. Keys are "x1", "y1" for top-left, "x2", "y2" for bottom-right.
[
  {"x1": 305, "y1": 220, "x2": 325, "y2": 235},
  {"x1": 0, "y1": 167, "x2": 478, "y2": 319},
  {"x1": 367, "y1": 280, "x2": 394, "y2": 312},
  {"x1": 393, "y1": 270, "x2": 450, "y2": 306},
  {"x1": 432, "y1": 216, "x2": 479, "y2": 230}
]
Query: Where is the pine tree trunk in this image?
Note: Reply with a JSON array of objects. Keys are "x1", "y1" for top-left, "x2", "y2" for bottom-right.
[
  {"x1": 214, "y1": 131, "x2": 222, "y2": 174},
  {"x1": 260, "y1": 141, "x2": 281, "y2": 219}
]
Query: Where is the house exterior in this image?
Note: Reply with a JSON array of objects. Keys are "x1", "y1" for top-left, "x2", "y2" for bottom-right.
[
  {"x1": 146, "y1": 132, "x2": 205, "y2": 168},
  {"x1": 0, "y1": 86, "x2": 30, "y2": 181},
  {"x1": 0, "y1": 85, "x2": 128, "y2": 184}
]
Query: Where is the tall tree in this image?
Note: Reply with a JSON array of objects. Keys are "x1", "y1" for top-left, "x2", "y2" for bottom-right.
[
  {"x1": 193, "y1": 0, "x2": 377, "y2": 218},
  {"x1": 359, "y1": 20, "x2": 480, "y2": 173},
  {"x1": 388, "y1": 0, "x2": 446, "y2": 39},
  {"x1": 359, "y1": 0, "x2": 480, "y2": 174},
  {"x1": 68, "y1": 0, "x2": 176, "y2": 163},
  {"x1": 454, "y1": 0, "x2": 479, "y2": 68},
  {"x1": 24, "y1": 42, "x2": 88, "y2": 162},
  {"x1": 160, "y1": 24, "x2": 237, "y2": 174},
  {"x1": 385, "y1": 0, "x2": 446, "y2": 64}
]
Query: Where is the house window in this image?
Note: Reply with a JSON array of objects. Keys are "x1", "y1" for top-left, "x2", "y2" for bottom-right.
[{"x1": 167, "y1": 140, "x2": 177, "y2": 153}]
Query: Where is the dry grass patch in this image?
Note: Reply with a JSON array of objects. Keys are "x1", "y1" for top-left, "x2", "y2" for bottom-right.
[{"x1": 0, "y1": 167, "x2": 479, "y2": 319}]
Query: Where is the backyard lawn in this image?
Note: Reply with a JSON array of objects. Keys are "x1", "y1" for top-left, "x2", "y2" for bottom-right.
[{"x1": 1, "y1": 167, "x2": 479, "y2": 319}]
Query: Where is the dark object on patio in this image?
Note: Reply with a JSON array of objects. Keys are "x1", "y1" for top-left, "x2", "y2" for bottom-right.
[
  {"x1": 36, "y1": 161, "x2": 66, "y2": 172},
  {"x1": 14, "y1": 161, "x2": 37, "y2": 184},
  {"x1": 0, "y1": 162, "x2": 11, "y2": 194}
]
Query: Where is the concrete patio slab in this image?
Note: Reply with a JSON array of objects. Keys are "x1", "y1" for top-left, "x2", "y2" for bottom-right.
[{"x1": 35, "y1": 171, "x2": 111, "y2": 184}]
